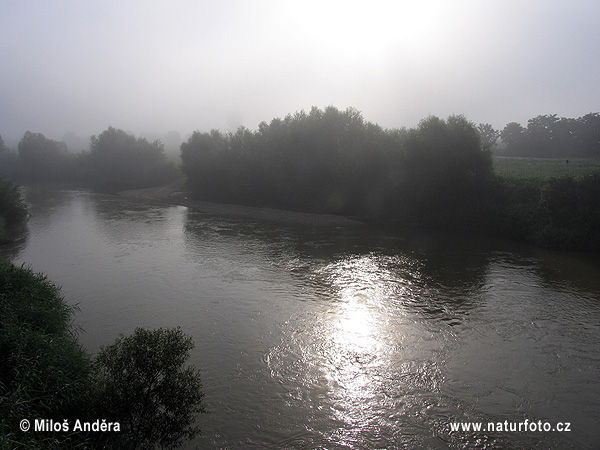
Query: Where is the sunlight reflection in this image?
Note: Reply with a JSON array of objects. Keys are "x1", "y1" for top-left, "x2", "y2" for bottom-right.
[
  {"x1": 318, "y1": 255, "x2": 398, "y2": 430},
  {"x1": 334, "y1": 293, "x2": 377, "y2": 353}
]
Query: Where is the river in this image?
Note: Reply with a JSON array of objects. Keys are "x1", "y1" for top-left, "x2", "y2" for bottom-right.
[{"x1": 2, "y1": 186, "x2": 600, "y2": 449}]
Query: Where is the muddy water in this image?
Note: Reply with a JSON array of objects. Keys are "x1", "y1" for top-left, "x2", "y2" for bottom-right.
[{"x1": 4, "y1": 186, "x2": 600, "y2": 449}]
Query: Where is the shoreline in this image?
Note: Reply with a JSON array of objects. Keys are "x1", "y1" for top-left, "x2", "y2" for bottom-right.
[{"x1": 118, "y1": 177, "x2": 363, "y2": 227}]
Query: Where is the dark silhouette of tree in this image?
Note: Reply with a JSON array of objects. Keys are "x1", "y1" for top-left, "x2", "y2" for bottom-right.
[
  {"x1": 499, "y1": 113, "x2": 600, "y2": 157},
  {"x1": 94, "y1": 327, "x2": 206, "y2": 450},
  {"x1": 477, "y1": 123, "x2": 500, "y2": 151},
  {"x1": 397, "y1": 115, "x2": 495, "y2": 227},
  {"x1": 500, "y1": 122, "x2": 526, "y2": 154},
  {"x1": 17, "y1": 131, "x2": 69, "y2": 181},
  {"x1": 181, "y1": 106, "x2": 398, "y2": 214},
  {"x1": 89, "y1": 127, "x2": 179, "y2": 191}
]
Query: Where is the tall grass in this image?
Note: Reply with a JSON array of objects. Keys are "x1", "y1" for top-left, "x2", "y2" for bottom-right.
[{"x1": 0, "y1": 261, "x2": 94, "y2": 448}]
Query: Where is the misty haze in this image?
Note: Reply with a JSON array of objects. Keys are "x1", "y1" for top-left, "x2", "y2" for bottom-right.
[{"x1": 2, "y1": 1, "x2": 600, "y2": 449}]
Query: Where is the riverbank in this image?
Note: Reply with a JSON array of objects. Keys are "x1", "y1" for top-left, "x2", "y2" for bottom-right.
[{"x1": 118, "y1": 176, "x2": 362, "y2": 227}]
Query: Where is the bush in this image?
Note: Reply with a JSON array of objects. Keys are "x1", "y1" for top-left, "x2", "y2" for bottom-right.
[
  {"x1": 94, "y1": 327, "x2": 207, "y2": 449},
  {"x1": 0, "y1": 177, "x2": 28, "y2": 242},
  {"x1": 0, "y1": 177, "x2": 27, "y2": 223}
]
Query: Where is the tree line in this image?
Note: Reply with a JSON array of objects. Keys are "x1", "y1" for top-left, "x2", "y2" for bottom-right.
[
  {"x1": 0, "y1": 127, "x2": 179, "y2": 191},
  {"x1": 180, "y1": 106, "x2": 600, "y2": 250},
  {"x1": 497, "y1": 112, "x2": 600, "y2": 157},
  {"x1": 181, "y1": 107, "x2": 496, "y2": 226},
  {"x1": 1, "y1": 106, "x2": 600, "y2": 249}
]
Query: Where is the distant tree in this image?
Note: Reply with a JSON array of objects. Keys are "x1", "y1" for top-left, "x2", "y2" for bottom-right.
[
  {"x1": 577, "y1": 113, "x2": 600, "y2": 157},
  {"x1": 89, "y1": 127, "x2": 179, "y2": 191},
  {"x1": 180, "y1": 129, "x2": 231, "y2": 201},
  {"x1": 17, "y1": 131, "x2": 69, "y2": 181},
  {"x1": 525, "y1": 114, "x2": 561, "y2": 156},
  {"x1": 477, "y1": 123, "x2": 500, "y2": 151},
  {"x1": 499, "y1": 113, "x2": 600, "y2": 157},
  {"x1": 500, "y1": 122, "x2": 526, "y2": 154},
  {"x1": 0, "y1": 136, "x2": 21, "y2": 178},
  {"x1": 94, "y1": 327, "x2": 206, "y2": 450},
  {"x1": 398, "y1": 115, "x2": 496, "y2": 227}
]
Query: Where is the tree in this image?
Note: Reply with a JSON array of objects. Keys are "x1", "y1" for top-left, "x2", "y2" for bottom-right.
[
  {"x1": 17, "y1": 131, "x2": 69, "y2": 180},
  {"x1": 0, "y1": 136, "x2": 21, "y2": 178},
  {"x1": 94, "y1": 327, "x2": 206, "y2": 449},
  {"x1": 0, "y1": 177, "x2": 28, "y2": 241},
  {"x1": 89, "y1": 127, "x2": 179, "y2": 191},
  {"x1": 398, "y1": 115, "x2": 496, "y2": 227},
  {"x1": 477, "y1": 123, "x2": 500, "y2": 151},
  {"x1": 577, "y1": 113, "x2": 600, "y2": 157},
  {"x1": 500, "y1": 122, "x2": 526, "y2": 154},
  {"x1": 498, "y1": 113, "x2": 600, "y2": 157}
]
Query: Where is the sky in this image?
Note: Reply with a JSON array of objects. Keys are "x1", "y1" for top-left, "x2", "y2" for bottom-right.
[{"x1": 1, "y1": 0, "x2": 599, "y2": 144}]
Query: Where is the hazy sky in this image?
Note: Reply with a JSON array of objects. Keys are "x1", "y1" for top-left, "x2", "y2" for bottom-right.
[{"x1": 1, "y1": 0, "x2": 599, "y2": 142}]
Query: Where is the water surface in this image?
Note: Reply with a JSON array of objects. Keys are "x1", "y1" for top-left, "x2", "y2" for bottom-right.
[{"x1": 3, "y1": 186, "x2": 600, "y2": 449}]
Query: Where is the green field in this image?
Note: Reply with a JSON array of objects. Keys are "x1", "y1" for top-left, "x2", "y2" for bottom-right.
[{"x1": 493, "y1": 156, "x2": 600, "y2": 179}]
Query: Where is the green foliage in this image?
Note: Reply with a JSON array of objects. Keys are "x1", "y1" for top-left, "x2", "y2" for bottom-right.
[
  {"x1": 499, "y1": 113, "x2": 600, "y2": 157},
  {"x1": 17, "y1": 131, "x2": 71, "y2": 181},
  {"x1": 1, "y1": 261, "x2": 207, "y2": 449},
  {"x1": 477, "y1": 123, "x2": 500, "y2": 151},
  {"x1": 13, "y1": 128, "x2": 180, "y2": 191},
  {"x1": 0, "y1": 261, "x2": 93, "y2": 448},
  {"x1": 397, "y1": 115, "x2": 495, "y2": 227},
  {"x1": 89, "y1": 127, "x2": 180, "y2": 192},
  {"x1": 0, "y1": 177, "x2": 28, "y2": 224},
  {"x1": 181, "y1": 110, "x2": 501, "y2": 228},
  {"x1": 180, "y1": 106, "x2": 600, "y2": 250},
  {"x1": 94, "y1": 327, "x2": 206, "y2": 449},
  {"x1": 0, "y1": 135, "x2": 20, "y2": 179},
  {"x1": 0, "y1": 177, "x2": 28, "y2": 242},
  {"x1": 538, "y1": 172, "x2": 600, "y2": 249},
  {"x1": 182, "y1": 106, "x2": 398, "y2": 215},
  {"x1": 490, "y1": 172, "x2": 600, "y2": 250}
]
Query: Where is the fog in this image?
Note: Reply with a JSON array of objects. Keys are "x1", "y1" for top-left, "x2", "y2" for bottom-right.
[{"x1": 1, "y1": 0, "x2": 599, "y2": 144}]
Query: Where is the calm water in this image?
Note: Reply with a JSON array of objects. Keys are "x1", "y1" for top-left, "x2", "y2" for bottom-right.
[{"x1": 3, "y1": 186, "x2": 600, "y2": 449}]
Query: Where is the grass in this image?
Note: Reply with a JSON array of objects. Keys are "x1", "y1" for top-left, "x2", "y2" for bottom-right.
[{"x1": 493, "y1": 156, "x2": 600, "y2": 179}]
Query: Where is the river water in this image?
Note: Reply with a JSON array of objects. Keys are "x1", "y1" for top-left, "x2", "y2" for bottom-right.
[{"x1": 3, "y1": 186, "x2": 600, "y2": 449}]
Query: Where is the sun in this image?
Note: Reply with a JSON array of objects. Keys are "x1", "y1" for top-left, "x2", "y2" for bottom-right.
[{"x1": 279, "y1": 0, "x2": 448, "y2": 62}]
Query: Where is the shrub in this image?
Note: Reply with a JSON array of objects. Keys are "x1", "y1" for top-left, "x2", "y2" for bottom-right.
[
  {"x1": 0, "y1": 177, "x2": 27, "y2": 226},
  {"x1": 94, "y1": 327, "x2": 207, "y2": 449}
]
